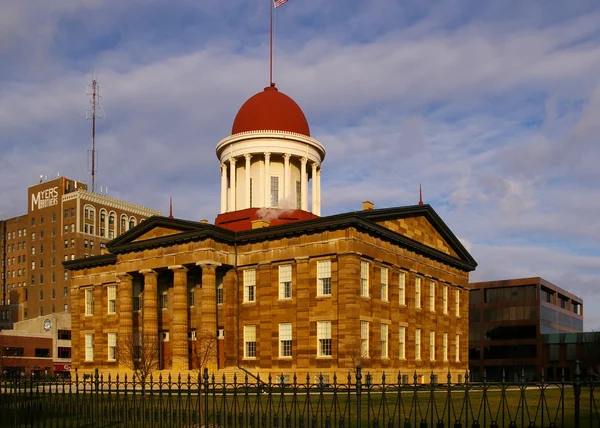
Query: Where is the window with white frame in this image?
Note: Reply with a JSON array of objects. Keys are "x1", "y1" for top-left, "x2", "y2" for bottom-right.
[
  {"x1": 381, "y1": 324, "x2": 388, "y2": 358},
  {"x1": 455, "y1": 289, "x2": 460, "y2": 317},
  {"x1": 443, "y1": 332, "x2": 448, "y2": 362},
  {"x1": 361, "y1": 320, "x2": 369, "y2": 357},
  {"x1": 415, "y1": 328, "x2": 421, "y2": 360},
  {"x1": 429, "y1": 331, "x2": 435, "y2": 361},
  {"x1": 443, "y1": 285, "x2": 448, "y2": 314},
  {"x1": 108, "y1": 332, "x2": 117, "y2": 361},
  {"x1": 360, "y1": 260, "x2": 369, "y2": 297},
  {"x1": 160, "y1": 291, "x2": 168, "y2": 310},
  {"x1": 415, "y1": 277, "x2": 421, "y2": 309},
  {"x1": 317, "y1": 321, "x2": 332, "y2": 357},
  {"x1": 455, "y1": 334, "x2": 460, "y2": 362},
  {"x1": 398, "y1": 271, "x2": 406, "y2": 306},
  {"x1": 244, "y1": 269, "x2": 256, "y2": 303},
  {"x1": 107, "y1": 285, "x2": 117, "y2": 314},
  {"x1": 279, "y1": 323, "x2": 292, "y2": 358},
  {"x1": 380, "y1": 267, "x2": 388, "y2": 301},
  {"x1": 317, "y1": 260, "x2": 332, "y2": 296},
  {"x1": 85, "y1": 288, "x2": 94, "y2": 316},
  {"x1": 244, "y1": 325, "x2": 257, "y2": 358},
  {"x1": 85, "y1": 334, "x2": 94, "y2": 361},
  {"x1": 216, "y1": 279, "x2": 224, "y2": 304},
  {"x1": 270, "y1": 176, "x2": 279, "y2": 207},
  {"x1": 429, "y1": 281, "x2": 436, "y2": 312},
  {"x1": 278, "y1": 265, "x2": 292, "y2": 300},
  {"x1": 399, "y1": 326, "x2": 406, "y2": 359}
]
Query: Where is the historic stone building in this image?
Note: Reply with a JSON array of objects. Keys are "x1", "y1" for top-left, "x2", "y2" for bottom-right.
[{"x1": 64, "y1": 85, "x2": 477, "y2": 382}]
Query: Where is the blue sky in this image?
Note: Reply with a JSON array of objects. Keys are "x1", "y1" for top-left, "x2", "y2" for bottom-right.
[{"x1": 1, "y1": 0, "x2": 600, "y2": 328}]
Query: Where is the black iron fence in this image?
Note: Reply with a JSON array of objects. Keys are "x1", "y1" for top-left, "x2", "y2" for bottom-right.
[{"x1": 0, "y1": 363, "x2": 598, "y2": 427}]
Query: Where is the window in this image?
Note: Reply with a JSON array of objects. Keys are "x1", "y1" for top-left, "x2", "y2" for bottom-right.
[
  {"x1": 278, "y1": 265, "x2": 292, "y2": 299},
  {"x1": 243, "y1": 269, "x2": 256, "y2": 303},
  {"x1": 398, "y1": 271, "x2": 406, "y2": 305},
  {"x1": 399, "y1": 326, "x2": 406, "y2": 359},
  {"x1": 415, "y1": 277, "x2": 421, "y2": 309},
  {"x1": 71, "y1": 238, "x2": 74, "y2": 248},
  {"x1": 85, "y1": 334, "x2": 94, "y2": 362},
  {"x1": 360, "y1": 260, "x2": 369, "y2": 297},
  {"x1": 63, "y1": 287, "x2": 68, "y2": 297},
  {"x1": 317, "y1": 260, "x2": 332, "y2": 296},
  {"x1": 430, "y1": 281, "x2": 436, "y2": 312},
  {"x1": 380, "y1": 267, "x2": 388, "y2": 301},
  {"x1": 455, "y1": 289, "x2": 460, "y2": 317},
  {"x1": 279, "y1": 323, "x2": 292, "y2": 358},
  {"x1": 39, "y1": 290, "x2": 44, "y2": 300},
  {"x1": 64, "y1": 240, "x2": 68, "y2": 249},
  {"x1": 51, "y1": 288, "x2": 55, "y2": 299},
  {"x1": 133, "y1": 281, "x2": 141, "y2": 311},
  {"x1": 216, "y1": 280, "x2": 223, "y2": 304},
  {"x1": 244, "y1": 325, "x2": 257, "y2": 358},
  {"x1": 85, "y1": 288, "x2": 94, "y2": 316},
  {"x1": 381, "y1": 324, "x2": 388, "y2": 358},
  {"x1": 58, "y1": 347, "x2": 71, "y2": 358},
  {"x1": 35, "y1": 348, "x2": 51, "y2": 358},
  {"x1": 361, "y1": 320, "x2": 369, "y2": 357},
  {"x1": 160, "y1": 292, "x2": 168, "y2": 310},
  {"x1": 107, "y1": 285, "x2": 116, "y2": 314},
  {"x1": 270, "y1": 176, "x2": 279, "y2": 207},
  {"x1": 443, "y1": 285, "x2": 448, "y2": 314},
  {"x1": 107, "y1": 332, "x2": 117, "y2": 361},
  {"x1": 317, "y1": 321, "x2": 332, "y2": 357},
  {"x1": 415, "y1": 328, "x2": 421, "y2": 360},
  {"x1": 429, "y1": 331, "x2": 435, "y2": 361},
  {"x1": 188, "y1": 288, "x2": 195, "y2": 306},
  {"x1": 455, "y1": 334, "x2": 460, "y2": 362},
  {"x1": 443, "y1": 333, "x2": 448, "y2": 362}
]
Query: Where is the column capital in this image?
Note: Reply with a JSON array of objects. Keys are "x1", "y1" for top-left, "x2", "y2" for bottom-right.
[
  {"x1": 283, "y1": 153, "x2": 291, "y2": 160},
  {"x1": 229, "y1": 156, "x2": 237, "y2": 165},
  {"x1": 312, "y1": 161, "x2": 319, "y2": 169},
  {"x1": 116, "y1": 273, "x2": 132, "y2": 281},
  {"x1": 196, "y1": 261, "x2": 222, "y2": 268},
  {"x1": 139, "y1": 269, "x2": 158, "y2": 277},
  {"x1": 244, "y1": 153, "x2": 252, "y2": 160},
  {"x1": 300, "y1": 156, "x2": 307, "y2": 165},
  {"x1": 264, "y1": 152, "x2": 271, "y2": 159},
  {"x1": 221, "y1": 163, "x2": 227, "y2": 171},
  {"x1": 168, "y1": 265, "x2": 188, "y2": 272}
]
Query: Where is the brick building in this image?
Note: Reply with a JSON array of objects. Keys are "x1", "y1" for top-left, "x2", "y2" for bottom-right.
[
  {"x1": 469, "y1": 277, "x2": 583, "y2": 381},
  {"x1": 64, "y1": 84, "x2": 477, "y2": 381},
  {"x1": 0, "y1": 177, "x2": 162, "y2": 329}
]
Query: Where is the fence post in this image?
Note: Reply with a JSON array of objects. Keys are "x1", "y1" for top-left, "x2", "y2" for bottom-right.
[
  {"x1": 203, "y1": 368, "x2": 210, "y2": 428},
  {"x1": 574, "y1": 360, "x2": 581, "y2": 428},
  {"x1": 356, "y1": 366, "x2": 362, "y2": 428}
]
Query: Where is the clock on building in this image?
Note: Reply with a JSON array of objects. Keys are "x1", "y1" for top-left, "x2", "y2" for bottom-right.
[{"x1": 43, "y1": 318, "x2": 52, "y2": 331}]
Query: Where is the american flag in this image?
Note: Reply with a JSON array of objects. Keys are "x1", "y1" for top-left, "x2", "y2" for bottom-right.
[{"x1": 274, "y1": 0, "x2": 288, "y2": 8}]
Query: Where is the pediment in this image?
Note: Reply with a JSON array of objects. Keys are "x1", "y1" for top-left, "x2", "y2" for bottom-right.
[
  {"x1": 106, "y1": 216, "x2": 205, "y2": 249},
  {"x1": 132, "y1": 226, "x2": 187, "y2": 242}
]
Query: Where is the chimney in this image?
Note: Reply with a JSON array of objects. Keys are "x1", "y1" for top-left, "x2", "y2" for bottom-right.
[
  {"x1": 252, "y1": 219, "x2": 271, "y2": 229},
  {"x1": 362, "y1": 201, "x2": 374, "y2": 211}
]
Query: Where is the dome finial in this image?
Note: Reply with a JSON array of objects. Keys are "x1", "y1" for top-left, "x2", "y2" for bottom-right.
[
  {"x1": 169, "y1": 196, "x2": 174, "y2": 218},
  {"x1": 418, "y1": 184, "x2": 423, "y2": 205}
]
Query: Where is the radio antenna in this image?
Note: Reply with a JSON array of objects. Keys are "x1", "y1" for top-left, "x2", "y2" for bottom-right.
[{"x1": 86, "y1": 72, "x2": 103, "y2": 193}]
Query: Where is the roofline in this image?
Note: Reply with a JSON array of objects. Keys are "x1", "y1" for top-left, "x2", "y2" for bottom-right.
[{"x1": 469, "y1": 276, "x2": 583, "y2": 303}]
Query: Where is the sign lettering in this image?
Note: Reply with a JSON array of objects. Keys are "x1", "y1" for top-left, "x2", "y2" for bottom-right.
[{"x1": 31, "y1": 186, "x2": 59, "y2": 211}]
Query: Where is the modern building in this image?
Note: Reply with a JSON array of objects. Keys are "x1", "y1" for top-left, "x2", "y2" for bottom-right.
[
  {"x1": 0, "y1": 312, "x2": 71, "y2": 377},
  {"x1": 65, "y1": 84, "x2": 478, "y2": 382},
  {"x1": 0, "y1": 177, "x2": 162, "y2": 329},
  {"x1": 542, "y1": 331, "x2": 600, "y2": 381},
  {"x1": 469, "y1": 277, "x2": 583, "y2": 381}
]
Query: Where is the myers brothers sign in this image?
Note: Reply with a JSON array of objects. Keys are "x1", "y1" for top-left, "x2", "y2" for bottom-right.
[{"x1": 31, "y1": 186, "x2": 59, "y2": 211}]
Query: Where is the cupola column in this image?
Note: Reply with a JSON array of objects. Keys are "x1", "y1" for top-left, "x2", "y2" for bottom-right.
[
  {"x1": 229, "y1": 157, "x2": 237, "y2": 211},
  {"x1": 300, "y1": 157, "x2": 308, "y2": 211},
  {"x1": 311, "y1": 162, "x2": 318, "y2": 214},
  {"x1": 220, "y1": 163, "x2": 227, "y2": 213},
  {"x1": 264, "y1": 152, "x2": 271, "y2": 207},
  {"x1": 283, "y1": 153, "x2": 291, "y2": 200},
  {"x1": 316, "y1": 167, "x2": 322, "y2": 216},
  {"x1": 244, "y1": 154, "x2": 252, "y2": 209}
]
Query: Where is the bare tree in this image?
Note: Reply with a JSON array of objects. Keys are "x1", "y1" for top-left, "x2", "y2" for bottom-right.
[
  {"x1": 117, "y1": 330, "x2": 159, "y2": 385},
  {"x1": 190, "y1": 323, "x2": 217, "y2": 381},
  {"x1": 341, "y1": 332, "x2": 369, "y2": 372}
]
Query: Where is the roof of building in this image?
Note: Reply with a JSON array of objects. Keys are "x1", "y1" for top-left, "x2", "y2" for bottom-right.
[
  {"x1": 64, "y1": 204, "x2": 478, "y2": 272},
  {"x1": 231, "y1": 85, "x2": 310, "y2": 136}
]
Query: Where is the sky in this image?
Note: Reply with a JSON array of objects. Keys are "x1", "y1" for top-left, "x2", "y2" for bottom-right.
[{"x1": 1, "y1": 0, "x2": 599, "y2": 329}]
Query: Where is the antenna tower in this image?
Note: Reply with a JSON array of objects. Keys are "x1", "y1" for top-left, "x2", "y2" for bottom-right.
[{"x1": 86, "y1": 73, "x2": 103, "y2": 193}]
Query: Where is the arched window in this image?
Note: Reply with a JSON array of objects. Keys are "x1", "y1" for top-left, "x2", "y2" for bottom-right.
[
  {"x1": 108, "y1": 211, "x2": 116, "y2": 239},
  {"x1": 128, "y1": 216, "x2": 137, "y2": 230},
  {"x1": 120, "y1": 215, "x2": 127, "y2": 234},
  {"x1": 99, "y1": 209, "x2": 108, "y2": 238}
]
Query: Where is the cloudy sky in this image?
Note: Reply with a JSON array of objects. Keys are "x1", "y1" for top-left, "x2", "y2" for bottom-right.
[{"x1": 1, "y1": 0, "x2": 599, "y2": 328}]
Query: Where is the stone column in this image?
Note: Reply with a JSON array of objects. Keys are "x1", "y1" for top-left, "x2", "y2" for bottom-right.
[
  {"x1": 264, "y1": 152, "x2": 271, "y2": 207},
  {"x1": 140, "y1": 269, "x2": 159, "y2": 359},
  {"x1": 229, "y1": 157, "x2": 237, "y2": 211},
  {"x1": 300, "y1": 157, "x2": 308, "y2": 211},
  {"x1": 117, "y1": 273, "x2": 133, "y2": 371},
  {"x1": 169, "y1": 265, "x2": 188, "y2": 372},
  {"x1": 316, "y1": 167, "x2": 322, "y2": 216},
  {"x1": 220, "y1": 163, "x2": 227, "y2": 213},
  {"x1": 244, "y1": 154, "x2": 252, "y2": 209},
  {"x1": 197, "y1": 262, "x2": 221, "y2": 371},
  {"x1": 311, "y1": 162, "x2": 318, "y2": 214},
  {"x1": 283, "y1": 153, "x2": 291, "y2": 200}
]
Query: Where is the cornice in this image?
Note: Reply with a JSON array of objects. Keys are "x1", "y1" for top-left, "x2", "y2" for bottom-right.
[
  {"x1": 216, "y1": 130, "x2": 326, "y2": 159},
  {"x1": 62, "y1": 190, "x2": 162, "y2": 217}
]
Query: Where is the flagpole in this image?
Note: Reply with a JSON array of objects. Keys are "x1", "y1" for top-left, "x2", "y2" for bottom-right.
[{"x1": 270, "y1": 0, "x2": 274, "y2": 86}]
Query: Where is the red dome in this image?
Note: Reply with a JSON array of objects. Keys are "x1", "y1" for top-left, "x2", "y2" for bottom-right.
[{"x1": 232, "y1": 85, "x2": 310, "y2": 136}]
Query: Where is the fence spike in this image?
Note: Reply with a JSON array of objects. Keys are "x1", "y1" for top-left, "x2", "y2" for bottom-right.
[{"x1": 414, "y1": 370, "x2": 418, "y2": 386}]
